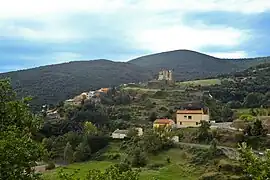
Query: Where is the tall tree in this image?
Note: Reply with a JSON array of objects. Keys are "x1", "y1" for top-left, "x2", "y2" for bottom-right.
[
  {"x1": 0, "y1": 79, "x2": 44, "y2": 180},
  {"x1": 64, "y1": 142, "x2": 74, "y2": 164}
]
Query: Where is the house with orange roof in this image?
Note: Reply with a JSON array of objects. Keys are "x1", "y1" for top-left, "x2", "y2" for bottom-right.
[
  {"x1": 153, "y1": 119, "x2": 175, "y2": 128},
  {"x1": 176, "y1": 102, "x2": 210, "y2": 128}
]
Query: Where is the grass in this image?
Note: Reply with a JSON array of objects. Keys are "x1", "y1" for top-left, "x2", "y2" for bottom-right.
[
  {"x1": 177, "y1": 79, "x2": 221, "y2": 86},
  {"x1": 43, "y1": 161, "x2": 113, "y2": 180},
  {"x1": 123, "y1": 87, "x2": 159, "y2": 92},
  {"x1": 43, "y1": 147, "x2": 203, "y2": 180}
]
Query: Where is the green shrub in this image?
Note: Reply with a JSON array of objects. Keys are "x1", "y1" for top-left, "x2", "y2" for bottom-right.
[
  {"x1": 218, "y1": 160, "x2": 242, "y2": 174},
  {"x1": 147, "y1": 163, "x2": 165, "y2": 170},
  {"x1": 45, "y1": 161, "x2": 55, "y2": 170},
  {"x1": 107, "y1": 153, "x2": 121, "y2": 160},
  {"x1": 199, "y1": 172, "x2": 225, "y2": 180}
]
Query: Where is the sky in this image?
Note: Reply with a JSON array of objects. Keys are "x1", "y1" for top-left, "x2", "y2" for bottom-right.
[{"x1": 1, "y1": 0, "x2": 270, "y2": 72}]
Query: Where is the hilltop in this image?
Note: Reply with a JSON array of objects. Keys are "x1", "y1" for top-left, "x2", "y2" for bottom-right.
[
  {"x1": 1, "y1": 49, "x2": 270, "y2": 108},
  {"x1": 129, "y1": 50, "x2": 270, "y2": 80}
]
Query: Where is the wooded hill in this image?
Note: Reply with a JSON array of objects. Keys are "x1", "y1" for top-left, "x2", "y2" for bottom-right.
[{"x1": 1, "y1": 49, "x2": 269, "y2": 108}]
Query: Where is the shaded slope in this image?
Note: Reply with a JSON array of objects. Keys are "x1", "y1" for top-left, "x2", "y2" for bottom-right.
[
  {"x1": 0, "y1": 60, "x2": 151, "y2": 109},
  {"x1": 129, "y1": 50, "x2": 270, "y2": 80}
]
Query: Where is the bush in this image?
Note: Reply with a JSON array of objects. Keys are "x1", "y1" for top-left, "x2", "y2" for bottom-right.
[
  {"x1": 199, "y1": 172, "x2": 225, "y2": 180},
  {"x1": 45, "y1": 161, "x2": 56, "y2": 170},
  {"x1": 114, "y1": 162, "x2": 131, "y2": 172},
  {"x1": 147, "y1": 163, "x2": 165, "y2": 170},
  {"x1": 107, "y1": 153, "x2": 121, "y2": 160},
  {"x1": 218, "y1": 160, "x2": 242, "y2": 174}
]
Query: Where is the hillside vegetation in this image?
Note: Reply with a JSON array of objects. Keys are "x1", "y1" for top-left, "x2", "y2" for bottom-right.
[
  {"x1": 0, "y1": 60, "x2": 151, "y2": 109},
  {"x1": 129, "y1": 50, "x2": 270, "y2": 80},
  {"x1": 1, "y1": 49, "x2": 270, "y2": 108}
]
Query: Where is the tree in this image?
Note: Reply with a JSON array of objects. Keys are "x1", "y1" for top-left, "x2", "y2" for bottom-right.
[
  {"x1": 84, "y1": 121, "x2": 98, "y2": 135},
  {"x1": 73, "y1": 141, "x2": 91, "y2": 162},
  {"x1": 238, "y1": 142, "x2": 270, "y2": 179},
  {"x1": 64, "y1": 142, "x2": 74, "y2": 164},
  {"x1": 244, "y1": 93, "x2": 264, "y2": 108},
  {"x1": 148, "y1": 111, "x2": 157, "y2": 122},
  {"x1": 130, "y1": 147, "x2": 147, "y2": 167},
  {"x1": 251, "y1": 119, "x2": 267, "y2": 136},
  {"x1": 0, "y1": 79, "x2": 44, "y2": 180},
  {"x1": 197, "y1": 121, "x2": 212, "y2": 143}
]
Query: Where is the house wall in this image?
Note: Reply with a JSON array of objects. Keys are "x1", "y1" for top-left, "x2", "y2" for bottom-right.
[{"x1": 176, "y1": 113, "x2": 210, "y2": 128}]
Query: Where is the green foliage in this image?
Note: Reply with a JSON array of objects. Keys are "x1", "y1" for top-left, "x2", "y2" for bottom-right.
[
  {"x1": 238, "y1": 142, "x2": 270, "y2": 179},
  {"x1": 84, "y1": 121, "x2": 98, "y2": 135},
  {"x1": 152, "y1": 90, "x2": 168, "y2": 99},
  {"x1": 0, "y1": 61, "x2": 150, "y2": 110},
  {"x1": 64, "y1": 142, "x2": 74, "y2": 164},
  {"x1": 199, "y1": 172, "x2": 225, "y2": 180},
  {"x1": 203, "y1": 96, "x2": 233, "y2": 122},
  {"x1": 239, "y1": 114, "x2": 255, "y2": 122},
  {"x1": 205, "y1": 63, "x2": 270, "y2": 109},
  {"x1": 244, "y1": 93, "x2": 265, "y2": 108},
  {"x1": 197, "y1": 121, "x2": 212, "y2": 143},
  {"x1": 73, "y1": 141, "x2": 92, "y2": 162},
  {"x1": 45, "y1": 161, "x2": 56, "y2": 170},
  {"x1": 0, "y1": 79, "x2": 44, "y2": 180},
  {"x1": 244, "y1": 119, "x2": 267, "y2": 137},
  {"x1": 130, "y1": 147, "x2": 148, "y2": 167},
  {"x1": 148, "y1": 111, "x2": 157, "y2": 122},
  {"x1": 57, "y1": 164, "x2": 139, "y2": 180}
]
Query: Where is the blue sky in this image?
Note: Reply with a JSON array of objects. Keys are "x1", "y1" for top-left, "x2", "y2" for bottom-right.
[{"x1": 1, "y1": 0, "x2": 270, "y2": 72}]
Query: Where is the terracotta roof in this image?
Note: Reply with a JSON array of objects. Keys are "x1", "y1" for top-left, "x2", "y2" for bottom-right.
[{"x1": 154, "y1": 119, "x2": 175, "y2": 125}]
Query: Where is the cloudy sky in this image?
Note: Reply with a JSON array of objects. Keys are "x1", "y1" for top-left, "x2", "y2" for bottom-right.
[{"x1": 1, "y1": 0, "x2": 270, "y2": 72}]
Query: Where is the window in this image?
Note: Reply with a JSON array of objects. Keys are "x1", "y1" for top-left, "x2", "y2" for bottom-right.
[
  {"x1": 180, "y1": 122, "x2": 182, "y2": 125},
  {"x1": 196, "y1": 122, "x2": 199, "y2": 125},
  {"x1": 184, "y1": 115, "x2": 187, "y2": 119},
  {"x1": 188, "y1": 116, "x2": 192, "y2": 119}
]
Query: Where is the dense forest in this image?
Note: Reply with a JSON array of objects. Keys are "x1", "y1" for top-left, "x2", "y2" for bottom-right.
[
  {"x1": 1, "y1": 50, "x2": 270, "y2": 109},
  {"x1": 204, "y1": 63, "x2": 270, "y2": 109}
]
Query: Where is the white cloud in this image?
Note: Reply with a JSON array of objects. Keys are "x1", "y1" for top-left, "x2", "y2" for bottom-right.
[
  {"x1": 208, "y1": 51, "x2": 248, "y2": 58},
  {"x1": 136, "y1": 0, "x2": 270, "y2": 14},
  {"x1": 0, "y1": 0, "x2": 269, "y2": 19},
  {"x1": 52, "y1": 52, "x2": 82, "y2": 62},
  {"x1": 0, "y1": 0, "x2": 126, "y2": 19},
  {"x1": 132, "y1": 25, "x2": 247, "y2": 53},
  {"x1": 0, "y1": 0, "x2": 266, "y2": 60}
]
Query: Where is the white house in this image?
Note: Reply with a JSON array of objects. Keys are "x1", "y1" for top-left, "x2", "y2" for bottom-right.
[
  {"x1": 111, "y1": 128, "x2": 144, "y2": 139},
  {"x1": 111, "y1": 129, "x2": 129, "y2": 139}
]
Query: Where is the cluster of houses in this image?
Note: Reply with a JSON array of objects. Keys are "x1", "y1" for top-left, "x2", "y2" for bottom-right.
[
  {"x1": 112, "y1": 102, "x2": 210, "y2": 139},
  {"x1": 65, "y1": 87, "x2": 111, "y2": 106},
  {"x1": 153, "y1": 102, "x2": 210, "y2": 129}
]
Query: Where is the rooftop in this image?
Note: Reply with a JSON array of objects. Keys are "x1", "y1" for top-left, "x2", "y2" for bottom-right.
[
  {"x1": 154, "y1": 119, "x2": 175, "y2": 125},
  {"x1": 113, "y1": 129, "x2": 129, "y2": 134}
]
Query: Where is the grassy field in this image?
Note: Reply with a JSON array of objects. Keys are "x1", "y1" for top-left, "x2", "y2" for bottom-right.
[
  {"x1": 123, "y1": 87, "x2": 159, "y2": 92},
  {"x1": 43, "y1": 145, "x2": 203, "y2": 180},
  {"x1": 176, "y1": 78, "x2": 221, "y2": 86}
]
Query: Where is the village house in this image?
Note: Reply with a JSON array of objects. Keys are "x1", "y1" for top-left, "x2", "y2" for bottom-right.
[
  {"x1": 111, "y1": 128, "x2": 143, "y2": 139},
  {"x1": 176, "y1": 102, "x2": 210, "y2": 128},
  {"x1": 153, "y1": 119, "x2": 175, "y2": 129}
]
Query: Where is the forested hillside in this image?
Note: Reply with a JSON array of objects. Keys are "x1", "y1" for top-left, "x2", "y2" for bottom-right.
[
  {"x1": 204, "y1": 63, "x2": 270, "y2": 109},
  {"x1": 129, "y1": 50, "x2": 270, "y2": 80},
  {"x1": 0, "y1": 60, "x2": 151, "y2": 109},
  {"x1": 1, "y1": 49, "x2": 270, "y2": 108}
]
